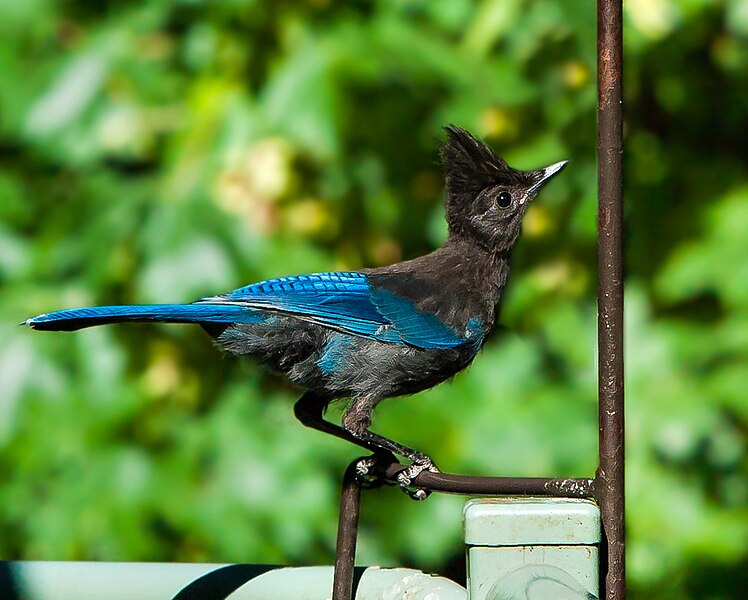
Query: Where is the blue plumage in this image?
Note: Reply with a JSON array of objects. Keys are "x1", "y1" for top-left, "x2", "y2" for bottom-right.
[
  {"x1": 24, "y1": 303, "x2": 267, "y2": 330},
  {"x1": 368, "y1": 288, "x2": 465, "y2": 348},
  {"x1": 26, "y1": 271, "x2": 472, "y2": 349},
  {"x1": 24, "y1": 126, "x2": 567, "y2": 498},
  {"x1": 25, "y1": 272, "x2": 466, "y2": 348},
  {"x1": 316, "y1": 334, "x2": 355, "y2": 376},
  {"x1": 201, "y1": 271, "x2": 467, "y2": 349}
]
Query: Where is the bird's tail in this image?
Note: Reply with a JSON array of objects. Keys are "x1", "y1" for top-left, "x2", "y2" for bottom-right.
[{"x1": 23, "y1": 303, "x2": 263, "y2": 332}]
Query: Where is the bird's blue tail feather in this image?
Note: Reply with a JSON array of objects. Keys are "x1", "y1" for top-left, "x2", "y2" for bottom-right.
[{"x1": 23, "y1": 303, "x2": 264, "y2": 331}]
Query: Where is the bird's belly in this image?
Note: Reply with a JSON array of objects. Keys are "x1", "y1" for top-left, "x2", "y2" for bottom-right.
[
  {"x1": 211, "y1": 317, "x2": 323, "y2": 375},
  {"x1": 212, "y1": 318, "x2": 479, "y2": 400},
  {"x1": 316, "y1": 335, "x2": 479, "y2": 399}
]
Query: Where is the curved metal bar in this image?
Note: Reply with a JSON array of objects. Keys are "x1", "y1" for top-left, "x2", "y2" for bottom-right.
[{"x1": 381, "y1": 462, "x2": 595, "y2": 498}]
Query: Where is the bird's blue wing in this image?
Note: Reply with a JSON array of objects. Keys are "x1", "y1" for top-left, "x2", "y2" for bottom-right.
[
  {"x1": 199, "y1": 272, "x2": 468, "y2": 349},
  {"x1": 368, "y1": 288, "x2": 466, "y2": 348}
]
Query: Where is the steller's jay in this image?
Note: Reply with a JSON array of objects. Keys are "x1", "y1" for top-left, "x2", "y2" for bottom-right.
[{"x1": 25, "y1": 127, "x2": 566, "y2": 499}]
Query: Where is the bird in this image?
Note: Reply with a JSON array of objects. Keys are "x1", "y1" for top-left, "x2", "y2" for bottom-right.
[{"x1": 24, "y1": 126, "x2": 566, "y2": 499}]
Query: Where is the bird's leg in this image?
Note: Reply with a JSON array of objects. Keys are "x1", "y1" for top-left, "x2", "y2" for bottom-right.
[
  {"x1": 293, "y1": 392, "x2": 394, "y2": 488},
  {"x1": 341, "y1": 395, "x2": 439, "y2": 500},
  {"x1": 294, "y1": 391, "x2": 361, "y2": 446}
]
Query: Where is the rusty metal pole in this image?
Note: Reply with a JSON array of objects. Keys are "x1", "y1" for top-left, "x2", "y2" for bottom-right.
[
  {"x1": 597, "y1": 1, "x2": 625, "y2": 599},
  {"x1": 332, "y1": 461, "x2": 362, "y2": 600}
]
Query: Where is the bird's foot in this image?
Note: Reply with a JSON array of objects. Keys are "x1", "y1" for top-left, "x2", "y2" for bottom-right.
[
  {"x1": 396, "y1": 454, "x2": 439, "y2": 501},
  {"x1": 353, "y1": 452, "x2": 439, "y2": 500}
]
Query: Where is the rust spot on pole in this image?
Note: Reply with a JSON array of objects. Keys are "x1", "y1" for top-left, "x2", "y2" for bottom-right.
[
  {"x1": 598, "y1": 47, "x2": 617, "y2": 108},
  {"x1": 600, "y1": 206, "x2": 610, "y2": 228}
]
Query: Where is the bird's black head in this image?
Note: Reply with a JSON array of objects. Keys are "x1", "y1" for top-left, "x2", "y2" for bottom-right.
[{"x1": 440, "y1": 125, "x2": 567, "y2": 253}]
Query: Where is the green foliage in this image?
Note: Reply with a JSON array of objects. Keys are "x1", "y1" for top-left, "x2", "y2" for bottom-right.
[{"x1": 1, "y1": 1, "x2": 746, "y2": 598}]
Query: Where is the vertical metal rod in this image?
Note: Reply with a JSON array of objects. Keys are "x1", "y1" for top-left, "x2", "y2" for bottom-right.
[
  {"x1": 332, "y1": 461, "x2": 362, "y2": 600},
  {"x1": 597, "y1": 1, "x2": 625, "y2": 600}
]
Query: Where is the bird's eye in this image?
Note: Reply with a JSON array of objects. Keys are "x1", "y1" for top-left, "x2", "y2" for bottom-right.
[{"x1": 497, "y1": 191, "x2": 513, "y2": 208}]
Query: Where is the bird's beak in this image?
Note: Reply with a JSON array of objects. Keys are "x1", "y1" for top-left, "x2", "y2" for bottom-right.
[{"x1": 527, "y1": 160, "x2": 568, "y2": 198}]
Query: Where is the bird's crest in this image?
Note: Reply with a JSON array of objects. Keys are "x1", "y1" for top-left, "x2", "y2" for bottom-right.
[{"x1": 440, "y1": 126, "x2": 526, "y2": 199}]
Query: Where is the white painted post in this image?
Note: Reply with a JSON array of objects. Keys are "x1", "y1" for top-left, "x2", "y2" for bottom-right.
[{"x1": 464, "y1": 498, "x2": 600, "y2": 600}]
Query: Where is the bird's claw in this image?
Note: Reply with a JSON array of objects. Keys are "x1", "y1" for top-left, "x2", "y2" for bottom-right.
[
  {"x1": 353, "y1": 453, "x2": 439, "y2": 500},
  {"x1": 396, "y1": 456, "x2": 439, "y2": 501}
]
